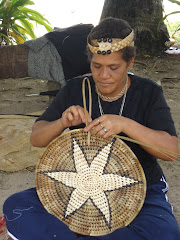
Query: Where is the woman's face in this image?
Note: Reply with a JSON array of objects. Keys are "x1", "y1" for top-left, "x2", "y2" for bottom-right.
[{"x1": 90, "y1": 51, "x2": 134, "y2": 98}]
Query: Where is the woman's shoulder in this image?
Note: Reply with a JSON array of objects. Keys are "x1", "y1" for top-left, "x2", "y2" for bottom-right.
[
  {"x1": 130, "y1": 73, "x2": 161, "y2": 90},
  {"x1": 128, "y1": 74, "x2": 163, "y2": 103}
]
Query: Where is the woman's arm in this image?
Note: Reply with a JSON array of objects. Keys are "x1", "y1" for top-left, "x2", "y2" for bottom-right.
[
  {"x1": 122, "y1": 117, "x2": 178, "y2": 161},
  {"x1": 84, "y1": 115, "x2": 179, "y2": 161},
  {"x1": 30, "y1": 105, "x2": 92, "y2": 147},
  {"x1": 30, "y1": 119, "x2": 65, "y2": 148}
]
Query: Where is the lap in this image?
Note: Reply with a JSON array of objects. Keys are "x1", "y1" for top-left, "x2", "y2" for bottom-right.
[{"x1": 3, "y1": 180, "x2": 180, "y2": 240}]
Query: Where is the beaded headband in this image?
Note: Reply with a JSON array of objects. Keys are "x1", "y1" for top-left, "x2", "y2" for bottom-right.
[{"x1": 87, "y1": 31, "x2": 134, "y2": 55}]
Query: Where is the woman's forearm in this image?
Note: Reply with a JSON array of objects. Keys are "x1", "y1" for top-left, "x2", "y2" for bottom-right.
[
  {"x1": 30, "y1": 105, "x2": 90, "y2": 148},
  {"x1": 30, "y1": 119, "x2": 65, "y2": 148},
  {"x1": 123, "y1": 117, "x2": 179, "y2": 161}
]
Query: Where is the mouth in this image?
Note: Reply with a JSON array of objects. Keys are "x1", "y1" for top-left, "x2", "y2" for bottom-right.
[
  {"x1": 97, "y1": 81, "x2": 112, "y2": 87},
  {"x1": 96, "y1": 82, "x2": 113, "y2": 96}
]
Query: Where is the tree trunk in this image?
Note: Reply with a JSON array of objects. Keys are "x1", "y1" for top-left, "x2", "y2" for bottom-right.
[{"x1": 100, "y1": 0, "x2": 169, "y2": 55}]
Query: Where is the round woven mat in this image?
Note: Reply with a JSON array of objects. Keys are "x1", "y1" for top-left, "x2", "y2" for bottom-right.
[{"x1": 36, "y1": 129, "x2": 146, "y2": 236}]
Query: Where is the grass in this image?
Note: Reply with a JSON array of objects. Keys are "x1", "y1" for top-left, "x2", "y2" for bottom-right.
[{"x1": 165, "y1": 20, "x2": 180, "y2": 44}]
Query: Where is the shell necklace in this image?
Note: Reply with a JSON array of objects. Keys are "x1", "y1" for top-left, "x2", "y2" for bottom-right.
[{"x1": 97, "y1": 75, "x2": 128, "y2": 116}]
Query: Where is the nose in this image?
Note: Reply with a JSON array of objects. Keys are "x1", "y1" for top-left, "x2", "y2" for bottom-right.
[{"x1": 99, "y1": 67, "x2": 110, "y2": 78}]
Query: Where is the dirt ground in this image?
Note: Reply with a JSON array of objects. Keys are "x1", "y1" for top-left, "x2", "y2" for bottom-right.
[{"x1": 0, "y1": 53, "x2": 180, "y2": 227}]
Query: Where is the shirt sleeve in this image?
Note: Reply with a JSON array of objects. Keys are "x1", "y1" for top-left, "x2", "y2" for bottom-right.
[
  {"x1": 146, "y1": 86, "x2": 177, "y2": 136},
  {"x1": 35, "y1": 84, "x2": 70, "y2": 122}
]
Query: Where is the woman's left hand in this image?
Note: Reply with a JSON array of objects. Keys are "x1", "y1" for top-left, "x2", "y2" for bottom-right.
[
  {"x1": 84, "y1": 114, "x2": 126, "y2": 138},
  {"x1": 84, "y1": 114, "x2": 179, "y2": 161}
]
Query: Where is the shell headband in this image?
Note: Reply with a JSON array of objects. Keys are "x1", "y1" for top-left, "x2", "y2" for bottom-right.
[{"x1": 87, "y1": 31, "x2": 134, "y2": 55}]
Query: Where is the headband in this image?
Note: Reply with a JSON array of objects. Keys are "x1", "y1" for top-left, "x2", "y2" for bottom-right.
[{"x1": 87, "y1": 31, "x2": 134, "y2": 55}]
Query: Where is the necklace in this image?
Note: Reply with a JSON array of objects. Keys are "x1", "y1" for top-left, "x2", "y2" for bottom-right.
[
  {"x1": 95, "y1": 76, "x2": 128, "y2": 101},
  {"x1": 97, "y1": 75, "x2": 128, "y2": 116}
]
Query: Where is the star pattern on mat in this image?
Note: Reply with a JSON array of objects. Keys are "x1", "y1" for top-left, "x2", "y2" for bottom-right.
[{"x1": 41, "y1": 135, "x2": 139, "y2": 228}]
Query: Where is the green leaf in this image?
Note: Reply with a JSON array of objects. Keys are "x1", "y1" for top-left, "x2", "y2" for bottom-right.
[
  {"x1": 0, "y1": 8, "x2": 4, "y2": 15},
  {"x1": 163, "y1": 11, "x2": 180, "y2": 22},
  {"x1": 12, "y1": 22, "x2": 27, "y2": 32},
  {"x1": 13, "y1": 12, "x2": 26, "y2": 20},
  {"x1": 157, "y1": 11, "x2": 180, "y2": 34},
  {"x1": 19, "y1": 17, "x2": 36, "y2": 38},
  {"x1": 11, "y1": 0, "x2": 34, "y2": 9},
  {"x1": 0, "y1": 23, "x2": 10, "y2": 28},
  {"x1": 0, "y1": 0, "x2": 6, "y2": 9},
  {"x1": 0, "y1": 32, "x2": 13, "y2": 44},
  {"x1": 1, "y1": 0, "x2": 52, "y2": 43},
  {"x1": 28, "y1": 15, "x2": 53, "y2": 32},
  {"x1": 167, "y1": 0, "x2": 180, "y2": 5},
  {"x1": 10, "y1": 31, "x2": 25, "y2": 43},
  {"x1": 0, "y1": 9, "x2": 4, "y2": 19},
  {"x1": 20, "y1": 7, "x2": 48, "y2": 21},
  {"x1": 7, "y1": 0, "x2": 34, "y2": 17},
  {"x1": 11, "y1": 25, "x2": 27, "y2": 40}
]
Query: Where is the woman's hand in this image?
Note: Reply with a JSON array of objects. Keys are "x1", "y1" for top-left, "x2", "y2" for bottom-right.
[
  {"x1": 84, "y1": 114, "x2": 179, "y2": 161},
  {"x1": 61, "y1": 105, "x2": 92, "y2": 129},
  {"x1": 31, "y1": 105, "x2": 92, "y2": 148},
  {"x1": 84, "y1": 114, "x2": 125, "y2": 138}
]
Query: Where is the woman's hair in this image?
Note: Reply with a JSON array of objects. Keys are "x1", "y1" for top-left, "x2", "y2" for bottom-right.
[{"x1": 87, "y1": 17, "x2": 136, "y2": 63}]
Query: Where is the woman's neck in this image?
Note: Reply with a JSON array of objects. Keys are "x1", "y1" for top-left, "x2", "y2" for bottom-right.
[{"x1": 95, "y1": 76, "x2": 130, "y2": 102}]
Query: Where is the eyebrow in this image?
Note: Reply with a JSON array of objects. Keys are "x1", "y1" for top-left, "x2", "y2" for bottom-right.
[{"x1": 92, "y1": 61, "x2": 119, "y2": 67}]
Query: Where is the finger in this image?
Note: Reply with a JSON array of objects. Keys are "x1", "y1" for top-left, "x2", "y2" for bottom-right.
[
  {"x1": 84, "y1": 118, "x2": 101, "y2": 132},
  {"x1": 86, "y1": 110, "x2": 92, "y2": 123},
  {"x1": 90, "y1": 122, "x2": 104, "y2": 135},
  {"x1": 94, "y1": 128, "x2": 107, "y2": 138},
  {"x1": 102, "y1": 132, "x2": 110, "y2": 138},
  {"x1": 98, "y1": 127, "x2": 111, "y2": 138},
  {"x1": 77, "y1": 107, "x2": 92, "y2": 123},
  {"x1": 69, "y1": 106, "x2": 81, "y2": 120},
  {"x1": 66, "y1": 112, "x2": 74, "y2": 122}
]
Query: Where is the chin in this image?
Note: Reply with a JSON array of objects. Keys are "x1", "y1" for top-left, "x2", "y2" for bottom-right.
[{"x1": 100, "y1": 88, "x2": 113, "y2": 97}]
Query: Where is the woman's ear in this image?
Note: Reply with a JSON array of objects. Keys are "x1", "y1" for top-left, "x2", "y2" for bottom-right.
[{"x1": 128, "y1": 56, "x2": 135, "y2": 69}]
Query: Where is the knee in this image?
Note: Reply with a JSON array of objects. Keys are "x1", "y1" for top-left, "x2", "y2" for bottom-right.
[
  {"x1": 3, "y1": 188, "x2": 37, "y2": 216},
  {"x1": 159, "y1": 225, "x2": 180, "y2": 240},
  {"x1": 3, "y1": 190, "x2": 28, "y2": 216},
  {"x1": 3, "y1": 194, "x2": 16, "y2": 215}
]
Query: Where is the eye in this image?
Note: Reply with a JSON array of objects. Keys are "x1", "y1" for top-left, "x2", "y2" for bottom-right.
[
  {"x1": 93, "y1": 64, "x2": 101, "y2": 69},
  {"x1": 110, "y1": 66, "x2": 119, "y2": 71}
]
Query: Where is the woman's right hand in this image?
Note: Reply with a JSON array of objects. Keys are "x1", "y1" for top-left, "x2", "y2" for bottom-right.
[
  {"x1": 61, "y1": 105, "x2": 92, "y2": 129},
  {"x1": 30, "y1": 105, "x2": 92, "y2": 148}
]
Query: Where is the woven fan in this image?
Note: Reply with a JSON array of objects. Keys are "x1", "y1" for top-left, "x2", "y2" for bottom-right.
[{"x1": 35, "y1": 78, "x2": 146, "y2": 236}]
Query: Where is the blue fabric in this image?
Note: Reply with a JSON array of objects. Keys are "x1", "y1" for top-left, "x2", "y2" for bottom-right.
[{"x1": 3, "y1": 179, "x2": 180, "y2": 240}]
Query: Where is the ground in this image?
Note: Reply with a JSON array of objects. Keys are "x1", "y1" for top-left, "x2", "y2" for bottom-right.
[{"x1": 0, "y1": 53, "x2": 180, "y2": 227}]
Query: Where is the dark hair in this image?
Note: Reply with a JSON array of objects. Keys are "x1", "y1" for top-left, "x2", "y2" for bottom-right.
[{"x1": 87, "y1": 17, "x2": 136, "y2": 63}]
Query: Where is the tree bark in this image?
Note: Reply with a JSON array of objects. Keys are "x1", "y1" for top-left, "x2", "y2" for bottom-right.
[{"x1": 100, "y1": 0, "x2": 169, "y2": 55}]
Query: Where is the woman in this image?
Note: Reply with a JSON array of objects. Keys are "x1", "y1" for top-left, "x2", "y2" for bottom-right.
[{"x1": 3, "y1": 17, "x2": 180, "y2": 240}]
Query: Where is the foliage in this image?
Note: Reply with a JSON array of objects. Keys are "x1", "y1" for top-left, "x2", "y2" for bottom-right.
[
  {"x1": 166, "y1": 21, "x2": 180, "y2": 40},
  {"x1": 0, "y1": 0, "x2": 53, "y2": 45},
  {"x1": 158, "y1": 0, "x2": 180, "y2": 41},
  {"x1": 167, "y1": 0, "x2": 180, "y2": 4}
]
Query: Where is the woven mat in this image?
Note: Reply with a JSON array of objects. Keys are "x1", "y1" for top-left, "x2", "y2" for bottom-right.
[
  {"x1": 0, "y1": 115, "x2": 44, "y2": 172},
  {"x1": 36, "y1": 129, "x2": 146, "y2": 236}
]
